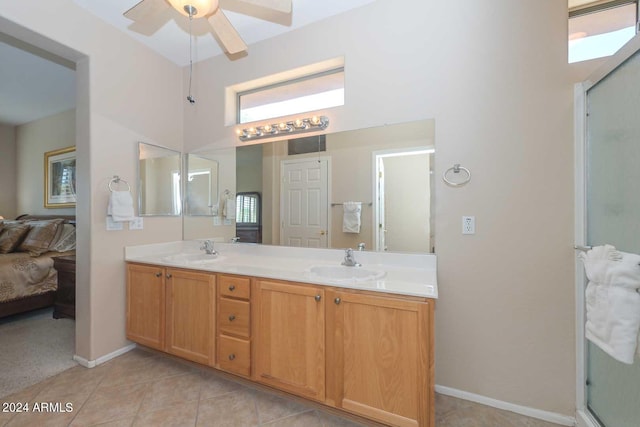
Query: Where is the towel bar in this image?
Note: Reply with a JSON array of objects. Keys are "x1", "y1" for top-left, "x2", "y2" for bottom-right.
[
  {"x1": 108, "y1": 175, "x2": 131, "y2": 192},
  {"x1": 574, "y1": 245, "x2": 593, "y2": 252},
  {"x1": 331, "y1": 202, "x2": 372, "y2": 207}
]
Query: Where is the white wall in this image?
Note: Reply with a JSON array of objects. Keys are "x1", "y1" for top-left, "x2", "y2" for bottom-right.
[
  {"x1": 184, "y1": 0, "x2": 576, "y2": 417},
  {"x1": 15, "y1": 109, "x2": 76, "y2": 216},
  {"x1": 0, "y1": 0, "x2": 183, "y2": 360},
  {"x1": 0, "y1": 123, "x2": 17, "y2": 219}
]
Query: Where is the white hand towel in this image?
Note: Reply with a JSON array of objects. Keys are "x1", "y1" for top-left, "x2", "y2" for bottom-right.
[
  {"x1": 342, "y1": 202, "x2": 362, "y2": 233},
  {"x1": 580, "y1": 245, "x2": 640, "y2": 364},
  {"x1": 224, "y1": 195, "x2": 236, "y2": 220},
  {"x1": 107, "y1": 190, "x2": 136, "y2": 222}
]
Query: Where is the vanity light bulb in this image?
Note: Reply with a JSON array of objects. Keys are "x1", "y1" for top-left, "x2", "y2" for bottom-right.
[
  {"x1": 278, "y1": 122, "x2": 288, "y2": 130},
  {"x1": 294, "y1": 119, "x2": 304, "y2": 128},
  {"x1": 310, "y1": 116, "x2": 320, "y2": 125},
  {"x1": 263, "y1": 124, "x2": 273, "y2": 133}
]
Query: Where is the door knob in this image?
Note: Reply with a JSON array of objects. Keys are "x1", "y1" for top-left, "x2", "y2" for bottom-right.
[{"x1": 320, "y1": 230, "x2": 326, "y2": 235}]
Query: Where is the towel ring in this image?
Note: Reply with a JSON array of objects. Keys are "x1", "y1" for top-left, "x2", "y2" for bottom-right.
[
  {"x1": 108, "y1": 176, "x2": 131, "y2": 192},
  {"x1": 443, "y1": 164, "x2": 471, "y2": 187}
]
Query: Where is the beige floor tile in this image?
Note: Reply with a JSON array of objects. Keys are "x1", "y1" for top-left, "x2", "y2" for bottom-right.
[
  {"x1": 138, "y1": 373, "x2": 202, "y2": 414},
  {"x1": 99, "y1": 355, "x2": 195, "y2": 390},
  {"x1": 196, "y1": 390, "x2": 258, "y2": 427},
  {"x1": 262, "y1": 410, "x2": 324, "y2": 427},
  {"x1": 198, "y1": 372, "x2": 244, "y2": 401},
  {"x1": 93, "y1": 418, "x2": 135, "y2": 427},
  {"x1": 69, "y1": 382, "x2": 149, "y2": 426},
  {"x1": 316, "y1": 410, "x2": 367, "y2": 427},
  {"x1": 134, "y1": 400, "x2": 198, "y2": 427},
  {"x1": 5, "y1": 402, "x2": 77, "y2": 427},
  {"x1": 252, "y1": 389, "x2": 313, "y2": 424}
]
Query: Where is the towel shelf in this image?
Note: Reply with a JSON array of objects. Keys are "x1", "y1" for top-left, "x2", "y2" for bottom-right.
[
  {"x1": 109, "y1": 175, "x2": 131, "y2": 192},
  {"x1": 331, "y1": 202, "x2": 372, "y2": 207}
]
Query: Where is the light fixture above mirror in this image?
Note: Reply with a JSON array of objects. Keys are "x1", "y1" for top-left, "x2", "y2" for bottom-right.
[{"x1": 238, "y1": 115, "x2": 329, "y2": 142}]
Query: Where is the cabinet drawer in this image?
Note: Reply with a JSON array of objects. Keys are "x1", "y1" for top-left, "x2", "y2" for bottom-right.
[
  {"x1": 219, "y1": 275, "x2": 251, "y2": 299},
  {"x1": 218, "y1": 335, "x2": 250, "y2": 376},
  {"x1": 219, "y1": 298, "x2": 250, "y2": 338}
]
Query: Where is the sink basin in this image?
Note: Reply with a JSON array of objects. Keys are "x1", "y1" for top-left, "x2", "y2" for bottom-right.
[
  {"x1": 161, "y1": 253, "x2": 222, "y2": 265},
  {"x1": 307, "y1": 265, "x2": 385, "y2": 283}
]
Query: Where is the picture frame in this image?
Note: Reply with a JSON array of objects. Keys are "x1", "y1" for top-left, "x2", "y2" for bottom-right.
[{"x1": 44, "y1": 146, "x2": 76, "y2": 208}]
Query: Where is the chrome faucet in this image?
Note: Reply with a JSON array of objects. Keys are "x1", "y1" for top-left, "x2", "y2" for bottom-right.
[
  {"x1": 200, "y1": 240, "x2": 218, "y2": 255},
  {"x1": 357, "y1": 242, "x2": 366, "y2": 251},
  {"x1": 341, "y1": 248, "x2": 361, "y2": 267},
  {"x1": 230, "y1": 237, "x2": 240, "y2": 243}
]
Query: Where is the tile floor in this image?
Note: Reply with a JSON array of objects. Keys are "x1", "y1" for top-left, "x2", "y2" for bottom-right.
[{"x1": 0, "y1": 348, "x2": 563, "y2": 427}]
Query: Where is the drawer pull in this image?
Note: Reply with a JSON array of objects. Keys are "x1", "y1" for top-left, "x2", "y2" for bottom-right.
[
  {"x1": 155, "y1": 272, "x2": 162, "y2": 278},
  {"x1": 166, "y1": 273, "x2": 172, "y2": 279},
  {"x1": 228, "y1": 285, "x2": 236, "y2": 291},
  {"x1": 334, "y1": 297, "x2": 341, "y2": 305},
  {"x1": 315, "y1": 295, "x2": 321, "y2": 302},
  {"x1": 228, "y1": 314, "x2": 236, "y2": 322},
  {"x1": 228, "y1": 353, "x2": 236, "y2": 361}
]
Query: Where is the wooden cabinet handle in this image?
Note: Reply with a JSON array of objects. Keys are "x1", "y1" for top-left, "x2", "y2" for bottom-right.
[
  {"x1": 334, "y1": 297, "x2": 341, "y2": 305},
  {"x1": 155, "y1": 272, "x2": 162, "y2": 278},
  {"x1": 166, "y1": 273, "x2": 172, "y2": 279},
  {"x1": 315, "y1": 295, "x2": 321, "y2": 302},
  {"x1": 228, "y1": 314, "x2": 236, "y2": 321},
  {"x1": 228, "y1": 353, "x2": 236, "y2": 361},
  {"x1": 228, "y1": 285, "x2": 236, "y2": 291}
]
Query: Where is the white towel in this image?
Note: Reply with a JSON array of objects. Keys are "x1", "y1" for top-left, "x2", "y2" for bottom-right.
[
  {"x1": 580, "y1": 245, "x2": 640, "y2": 364},
  {"x1": 342, "y1": 202, "x2": 362, "y2": 233},
  {"x1": 107, "y1": 190, "x2": 136, "y2": 222},
  {"x1": 222, "y1": 195, "x2": 235, "y2": 220}
]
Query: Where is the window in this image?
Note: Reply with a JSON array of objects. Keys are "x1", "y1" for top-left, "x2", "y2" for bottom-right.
[
  {"x1": 236, "y1": 192, "x2": 260, "y2": 224},
  {"x1": 569, "y1": 0, "x2": 638, "y2": 63},
  {"x1": 237, "y1": 68, "x2": 344, "y2": 124}
]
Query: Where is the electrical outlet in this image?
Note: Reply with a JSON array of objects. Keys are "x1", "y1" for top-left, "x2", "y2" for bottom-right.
[
  {"x1": 462, "y1": 216, "x2": 475, "y2": 235},
  {"x1": 129, "y1": 217, "x2": 144, "y2": 230}
]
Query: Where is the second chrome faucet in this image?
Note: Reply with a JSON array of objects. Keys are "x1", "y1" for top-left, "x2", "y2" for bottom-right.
[{"x1": 341, "y1": 248, "x2": 361, "y2": 267}]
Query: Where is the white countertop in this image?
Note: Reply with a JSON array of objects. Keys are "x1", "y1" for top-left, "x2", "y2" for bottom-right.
[{"x1": 124, "y1": 240, "x2": 438, "y2": 299}]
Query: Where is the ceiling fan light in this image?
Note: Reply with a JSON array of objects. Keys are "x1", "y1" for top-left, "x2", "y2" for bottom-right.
[{"x1": 168, "y1": 0, "x2": 219, "y2": 17}]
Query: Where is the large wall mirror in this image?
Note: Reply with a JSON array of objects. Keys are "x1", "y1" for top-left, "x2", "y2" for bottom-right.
[
  {"x1": 184, "y1": 119, "x2": 435, "y2": 253},
  {"x1": 138, "y1": 142, "x2": 182, "y2": 216},
  {"x1": 184, "y1": 154, "x2": 219, "y2": 216}
]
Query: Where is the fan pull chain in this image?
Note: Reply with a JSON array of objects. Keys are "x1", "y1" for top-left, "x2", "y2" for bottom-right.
[{"x1": 187, "y1": 11, "x2": 195, "y2": 104}]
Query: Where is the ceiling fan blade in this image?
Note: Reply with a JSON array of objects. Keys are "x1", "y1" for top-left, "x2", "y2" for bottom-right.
[
  {"x1": 207, "y1": 10, "x2": 248, "y2": 54},
  {"x1": 234, "y1": 0, "x2": 291, "y2": 14},
  {"x1": 124, "y1": 0, "x2": 170, "y2": 21}
]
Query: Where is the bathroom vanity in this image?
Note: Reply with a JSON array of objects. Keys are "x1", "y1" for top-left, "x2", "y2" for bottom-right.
[{"x1": 125, "y1": 241, "x2": 437, "y2": 427}]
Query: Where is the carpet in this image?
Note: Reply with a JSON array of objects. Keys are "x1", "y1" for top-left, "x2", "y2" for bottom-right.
[{"x1": 0, "y1": 308, "x2": 76, "y2": 398}]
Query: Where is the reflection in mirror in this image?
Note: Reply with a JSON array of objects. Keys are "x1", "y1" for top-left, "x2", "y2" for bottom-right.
[
  {"x1": 185, "y1": 154, "x2": 219, "y2": 216},
  {"x1": 236, "y1": 119, "x2": 435, "y2": 253},
  {"x1": 138, "y1": 142, "x2": 182, "y2": 216}
]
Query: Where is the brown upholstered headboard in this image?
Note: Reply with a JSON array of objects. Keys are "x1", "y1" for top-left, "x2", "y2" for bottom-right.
[{"x1": 15, "y1": 214, "x2": 76, "y2": 226}]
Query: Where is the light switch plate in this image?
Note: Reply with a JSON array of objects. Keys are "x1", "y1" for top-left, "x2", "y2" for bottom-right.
[{"x1": 129, "y1": 217, "x2": 144, "y2": 230}]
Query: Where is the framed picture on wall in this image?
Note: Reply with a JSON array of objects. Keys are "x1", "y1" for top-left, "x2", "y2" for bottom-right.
[{"x1": 44, "y1": 146, "x2": 76, "y2": 208}]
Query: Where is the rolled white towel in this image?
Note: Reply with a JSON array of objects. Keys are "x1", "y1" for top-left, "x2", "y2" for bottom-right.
[{"x1": 108, "y1": 190, "x2": 136, "y2": 222}]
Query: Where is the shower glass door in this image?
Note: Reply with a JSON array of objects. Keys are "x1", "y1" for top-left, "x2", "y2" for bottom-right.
[{"x1": 585, "y1": 48, "x2": 640, "y2": 427}]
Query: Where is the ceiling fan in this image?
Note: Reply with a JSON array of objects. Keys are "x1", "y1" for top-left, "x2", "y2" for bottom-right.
[{"x1": 123, "y1": 0, "x2": 292, "y2": 54}]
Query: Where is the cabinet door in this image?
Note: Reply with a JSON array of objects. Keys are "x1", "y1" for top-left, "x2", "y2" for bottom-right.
[
  {"x1": 126, "y1": 263, "x2": 165, "y2": 351},
  {"x1": 328, "y1": 291, "x2": 433, "y2": 427},
  {"x1": 165, "y1": 268, "x2": 216, "y2": 366},
  {"x1": 254, "y1": 280, "x2": 325, "y2": 401}
]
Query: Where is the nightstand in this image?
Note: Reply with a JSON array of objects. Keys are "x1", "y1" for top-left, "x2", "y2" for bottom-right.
[{"x1": 53, "y1": 255, "x2": 75, "y2": 319}]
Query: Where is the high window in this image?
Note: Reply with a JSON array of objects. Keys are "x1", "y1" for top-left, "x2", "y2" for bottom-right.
[
  {"x1": 569, "y1": 0, "x2": 638, "y2": 63},
  {"x1": 237, "y1": 68, "x2": 344, "y2": 124}
]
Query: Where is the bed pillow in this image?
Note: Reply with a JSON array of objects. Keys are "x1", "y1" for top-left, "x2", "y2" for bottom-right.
[
  {"x1": 49, "y1": 224, "x2": 76, "y2": 252},
  {"x1": 18, "y1": 219, "x2": 64, "y2": 256},
  {"x1": 0, "y1": 222, "x2": 31, "y2": 254}
]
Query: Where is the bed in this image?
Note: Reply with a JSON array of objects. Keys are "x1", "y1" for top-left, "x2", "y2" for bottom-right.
[{"x1": 0, "y1": 215, "x2": 76, "y2": 318}]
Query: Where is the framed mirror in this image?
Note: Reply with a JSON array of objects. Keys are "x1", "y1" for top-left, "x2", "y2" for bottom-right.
[
  {"x1": 138, "y1": 142, "x2": 181, "y2": 216},
  {"x1": 185, "y1": 154, "x2": 219, "y2": 216}
]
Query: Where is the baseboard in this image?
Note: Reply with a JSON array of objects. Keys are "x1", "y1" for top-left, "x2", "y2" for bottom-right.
[
  {"x1": 576, "y1": 409, "x2": 600, "y2": 427},
  {"x1": 73, "y1": 343, "x2": 137, "y2": 368},
  {"x1": 435, "y1": 385, "x2": 576, "y2": 426}
]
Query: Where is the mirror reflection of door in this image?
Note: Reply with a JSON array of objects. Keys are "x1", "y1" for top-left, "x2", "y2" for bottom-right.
[
  {"x1": 375, "y1": 148, "x2": 433, "y2": 252},
  {"x1": 280, "y1": 158, "x2": 329, "y2": 248}
]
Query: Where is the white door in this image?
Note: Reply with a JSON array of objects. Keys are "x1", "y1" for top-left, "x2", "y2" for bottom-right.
[{"x1": 280, "y1": 158, "x2": 329, "y2": 248}]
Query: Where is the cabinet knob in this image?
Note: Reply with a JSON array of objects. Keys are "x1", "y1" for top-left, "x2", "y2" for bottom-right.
[
  {"x1": 334, "y1": 297, "x2": 341, "y2": 305},
  {"x1": 166, "y1": 273, "x2": 172, "y2": 279},
  {"x1": 315, "y1": 295, "x2": 321, "y2": 302},
  {"x1": 155, "y1": 272, "x2": 162, "y2": 278},
  {"x1": 228, "y1": 285, "x2": 236, "y2": 291},
  {"x1": 228, "y1": 353, "x2": 236, "y2": 361},
  {"x1": 228, "y1": 314, "x2": 236, "y2": 322}
]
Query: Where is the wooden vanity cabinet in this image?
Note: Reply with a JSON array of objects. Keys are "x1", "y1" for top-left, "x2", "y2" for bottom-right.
[
  {"x1": 165, "y1": 269, "x2": 216, "y2": 366},
  {"x1": 217, "y1": 274, "x2": 252, "y2": 377},
  {"x1": 126, "y1": 263, "x2": 166, "y2": 351},
  {"x1": 254, "y1": 279, "x2": 326, "y2": 402},
  {"x1": 126, "y1": 263, "x2": 216, "y2": 366},
  {"x1": 326, "y1": 290, "x2": 434, "y2": 427}
]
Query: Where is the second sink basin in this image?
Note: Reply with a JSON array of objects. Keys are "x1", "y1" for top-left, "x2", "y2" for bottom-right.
[
  {"x1": 161, "y1": 253, "x2": 222, "y2": 265},
  {"x1": 307, "y1": 265, "x2": 385, "y2": 283}
]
